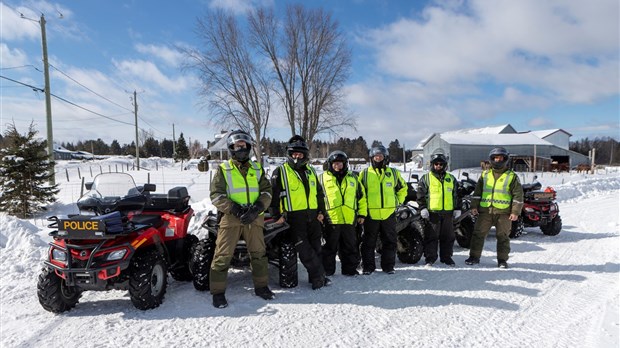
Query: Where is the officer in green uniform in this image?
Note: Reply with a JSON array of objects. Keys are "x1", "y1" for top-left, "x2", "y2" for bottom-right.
[
  {"x1": 270, "y1": 135, "x2": 330, "y2": 290},
  {"x1": 209, "y1": 130, "x2": 274, "y2": 308},
  {"x1": 319, "y1": 151, "x2": 367, "y2": 276},
  {"x1": 465, "y1": 147, "x2": 524, "y2": 268},
  {"x1": 417, "y1": 150, "x2": 460, "y2": 266},
  {"x1": 358, "y1": 145, "x2": 408, "y2": 275}
]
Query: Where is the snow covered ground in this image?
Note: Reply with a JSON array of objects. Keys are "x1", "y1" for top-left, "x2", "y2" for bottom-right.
[{"x1": 1, "y1": 158, "x2": 618, "y2": 347}]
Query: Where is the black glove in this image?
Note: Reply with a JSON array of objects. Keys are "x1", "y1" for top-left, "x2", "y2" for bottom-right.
[
  {"x1": 230, "y1": 203, "x2": 245, "y2": 218},
  {"x1": 240, "y1": 202, "x2": 264, "y2": 225}
]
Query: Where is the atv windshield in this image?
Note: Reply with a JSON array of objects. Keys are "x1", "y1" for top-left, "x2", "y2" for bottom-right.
[{"x1": 83, "y1": 173, "x2": 140, "y2": 201}]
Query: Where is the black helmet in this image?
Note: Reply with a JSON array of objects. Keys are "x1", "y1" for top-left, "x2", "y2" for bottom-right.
[
  {"x1": 489, "y1": 147, "x2": 509, "y2": 169},
  {"x1": 286, "y1": 135, "x2": 309, "y2": 170},
  {"x1": 369, "y1": 145, "x2": 389, "y2": 169},
  {"x1": 430, "y1": 151, "x2": 448, "y2": 173},
  {"x1": 227, "y1": 130, "x2": 253, "y2": 163},
  {"x1": 327, "y1": 150, "x2": 348, "y2": 175}
]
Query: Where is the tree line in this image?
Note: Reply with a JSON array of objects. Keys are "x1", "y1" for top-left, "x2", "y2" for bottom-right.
[{"x1": 569, "y1": 136, "x2": 619, "y2": 165}]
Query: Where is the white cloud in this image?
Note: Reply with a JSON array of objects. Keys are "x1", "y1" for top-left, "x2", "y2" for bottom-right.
[
  {"x1": 0, "y1": 3, "x2": 40, "y2": 41},
  {"x1": 112, "y1": 59, "x2": 190, "y2": 93},
  {"x1": 363, "y1": 0, "x2": 619, "y2": 100},
  {"x1": 207, "y1": 0, "x2": 275, "y2": 15},
  {"x1": 0, "y1": 43, "x2": 29, "y2": 67},
  {"x1": 134, "y1": 43, "x2": 185, "y2": 67}
]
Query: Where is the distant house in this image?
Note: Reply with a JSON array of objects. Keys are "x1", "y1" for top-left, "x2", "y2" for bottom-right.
[
  {"x1": 207, "y1": 130, "x2": 232, "y2": 159},
  {"x1": 418, "y1": 124, "x2": 589, "y2": 171}
]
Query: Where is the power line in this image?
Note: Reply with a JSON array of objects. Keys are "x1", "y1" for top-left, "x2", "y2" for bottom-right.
[
  {"x1": 0, "y1": 75, "x2": 44, "y2": 92},
  {"x1": 49, "y1": 92, "x2": 135, "y2": 126}
]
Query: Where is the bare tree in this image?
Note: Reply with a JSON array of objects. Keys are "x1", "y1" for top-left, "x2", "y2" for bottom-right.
[
  {"x1": 183, "y1": 10, "x2": 272, "y2": 162},
  {"x1": 249, "y1": 4, "x2": 355, "y2": 144}
]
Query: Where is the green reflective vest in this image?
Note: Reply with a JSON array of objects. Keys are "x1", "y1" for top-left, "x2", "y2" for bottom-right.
[
  {"x1": 425, "y1": 172, "x2": 455, "y2": 211},
  {"x1": 320, "y1": 171, "x2": 362, "y2": 225},
  {"x1": 220, "y1": 160, "x2": 261, "y2": 205},
  {"x1": 280, "y1": 163, "x2": 319, "y2": 212},
  {"x1": 480, "y1": 170, "x2": 515, "y2": 209},
  {"x1": 360, "y1": 167, "x2": 405, "y2": 220}
]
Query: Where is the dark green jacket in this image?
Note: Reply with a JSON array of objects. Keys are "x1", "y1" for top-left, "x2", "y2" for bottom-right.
[
  {"x1": 210, "y1": 159, "x2": 272, "y2": 228},
  {"x1": 470, "y1": 167, "x2": 524, "y2": 215}
]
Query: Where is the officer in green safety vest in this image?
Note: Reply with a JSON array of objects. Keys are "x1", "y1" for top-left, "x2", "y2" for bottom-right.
[
  {"x1": 417, "y1": 150, "x2": 460, "y2": 267},
  {"x1": 358, "y1": 145, "x2": 408, "y2": 275},
  {"x1": 465, "y1": 147, "x2": 524, "y2": 268},
  {"x1": 209, "y1": 130, "x2": 274, "y2": 308},
  {"x1": 270, "y1": 135, "x2": 330, "y2": 290},
  {"x1": 319, "y1": 150, "x2": 367, "y2": 276}
]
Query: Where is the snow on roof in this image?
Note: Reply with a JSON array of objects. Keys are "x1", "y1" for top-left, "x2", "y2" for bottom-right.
[
  {"x1": 440, "y1": 132, "x2": 553, "y2": 146},
  {"x1": 441, "y1": 124, "x2": 515, "y2": 135},
  {"x1": 208, "y1": 131, "x2": 232, "y2": 152},
  {"x1": 526, "y1": 129, "x2": 572, "y2": 138},
  {"x1": 417, "y1": 124, "x2": 516, "y2": 149}
]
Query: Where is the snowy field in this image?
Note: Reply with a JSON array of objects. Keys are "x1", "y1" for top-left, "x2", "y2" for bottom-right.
[{"x1": 0, "y1": 157, "x2": 618, "y2": 348}]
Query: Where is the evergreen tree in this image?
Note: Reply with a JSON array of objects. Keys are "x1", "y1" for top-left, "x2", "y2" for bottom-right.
[
  {"x1": 110, "y1": 140, "x2": 122, "y2": 155},
  {"x1": 161, "y1": 139, "x2": 174, "y2": 158},
  {"x1": 0, "y1": 123, "x2": 59, "y2": 218},
  {"x1": 174, "y1": 133, "x2": 191, "y2": 163}
]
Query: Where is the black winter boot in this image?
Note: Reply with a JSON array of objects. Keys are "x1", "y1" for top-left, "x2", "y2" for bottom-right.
[
  {"x1": 255, "y1": 287, "x2": 275, "y2": 300},
  {"x1": 212, "y1": 293, "x2": 228, "y2": 308}
]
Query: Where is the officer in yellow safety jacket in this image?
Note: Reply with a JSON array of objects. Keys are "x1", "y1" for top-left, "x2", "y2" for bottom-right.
[
  {"x1": 209, "y1": 130, "x2": 274, "y2": 309},
  {"x1": 358, "y1": 145, "x2": 408, "y2": 275},
  {"x1": 319, "y1": 151, "x2": 367, "y2": 276},
  {"x1": 417, "y1": 151, "x2": 460, "y2": 267},
  {"x1": 270, "y1": 135, "x2": 330, "y2": 290},
  {"x1": 466, "y1": 147, "x2": 524, "y2": 268}
]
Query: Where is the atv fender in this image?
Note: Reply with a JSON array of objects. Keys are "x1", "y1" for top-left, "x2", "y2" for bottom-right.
[{"x1": 131, "y1": 228, "x2": 168, "y2": 261}]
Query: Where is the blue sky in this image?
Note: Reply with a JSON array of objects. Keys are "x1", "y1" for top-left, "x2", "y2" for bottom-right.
[{"x1": 1, "y1": 0, "x2": 618, "y2": 149}]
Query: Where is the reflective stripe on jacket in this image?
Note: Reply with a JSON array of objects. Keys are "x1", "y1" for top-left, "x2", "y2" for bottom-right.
[
  {"x1": 320, "y1": 171, "x2": 364, "y2": 225},
  {"x1": 425, "y1": 172, "x2": 455, "y2": 211},
  {"x1": 220, "y1": 160, "x2": 261, "y2": 205},
  {"x1": 480, "y1": 170, "x2": 515, "y2": 209},
  {"x1": 360, "y1": 167, "x2": 406, "y2": 220},
  {"x1": 279, "y1": 163, "x2": 318, "y2": 212}
]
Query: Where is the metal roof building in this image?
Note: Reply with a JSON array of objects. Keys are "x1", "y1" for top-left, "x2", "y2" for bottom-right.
[{"x1": 419, "y1": 125, "x2": 589, "y2": 171}]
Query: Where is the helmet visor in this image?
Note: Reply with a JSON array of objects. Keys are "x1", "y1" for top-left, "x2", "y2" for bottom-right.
[{"x1": 227, "y1": 132, "x2": 253, "y2": 147}]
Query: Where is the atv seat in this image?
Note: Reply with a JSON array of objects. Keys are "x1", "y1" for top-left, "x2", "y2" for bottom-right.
[
  {"x1": 522, "y1": 182, "x2": 542, "y2": 192},
  {"x1": 143, "y1": 186, "x2": 190, "y2": 212},
  {"x1": 131, "y1": 214, "x2": 163, "y2": 228}
]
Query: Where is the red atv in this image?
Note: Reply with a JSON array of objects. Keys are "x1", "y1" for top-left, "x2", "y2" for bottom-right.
[
  {"x1": 510, "y1": 176, "x2": 562, "y2": 238},
  {"x1": 37, "y1": 173, "x2": 197, "y2": 313}
]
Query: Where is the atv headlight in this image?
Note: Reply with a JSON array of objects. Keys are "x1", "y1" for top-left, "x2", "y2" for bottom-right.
[
  {"x1": 52, "y1": 249, "x2": 67, "y2": 262},
  {"x1": 524, "y1": 207, "x2": 535, "y2": 213},
  {"x1": 107, "y1": 249, "x2": 127, "y2": 261}
]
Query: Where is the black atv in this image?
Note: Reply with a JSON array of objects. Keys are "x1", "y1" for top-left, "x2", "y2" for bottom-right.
[
  {"x1": 510, "y1": 175, "x2": 562, "y2": 238},
  {"x1": 379, "y1": 174, "x2": 426, "y2": 264},
  {"x1": 190, "y1": 212, "x2": 298, "y2": 290},
  {"x1": 453, "y1": 172, "x2": 477, "y2": 248}
]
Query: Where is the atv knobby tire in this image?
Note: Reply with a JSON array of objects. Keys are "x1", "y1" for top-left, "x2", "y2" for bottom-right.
[
  {"x1": 510, "y1": 216, "x2": 524, "y2": 238},
  {"x1": 396, "y1": 220, "x2": 425, "y2": 264},
  {"x1": 37, "y1": 267, "x2": 82, "y2": 313},
  {"x1": 541, "y1": 215, "x2": 562, "y2": 236},
  {"x1": 455, "y1": 216, "x2": 475, "y2": 249},
  {"x1": 278, "y1": 241, "x2": 298, "y2": 288},
  {"x1": 170, "y1": 234, "x2": 199, "y2": 281},
  {"x1": 190, "y1": 237, "x2": 215, "y2": 291},
  {"x1": 128, "y1": 250, "x2": 168, "y2": 310}
]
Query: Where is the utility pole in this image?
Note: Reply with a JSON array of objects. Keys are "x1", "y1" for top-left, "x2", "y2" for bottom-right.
[
  {"x1": 21, "y1": 13, "x2": 57, "y2": 185},
  {"x1": 39, "y1": 14, "x2": 56, "y2": 184},
  {"x1": 133, "y1": 90, "x2": 140, "y2": 170}
]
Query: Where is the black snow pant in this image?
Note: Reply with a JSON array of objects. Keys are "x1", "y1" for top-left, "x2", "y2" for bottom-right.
[
  {"x1": 287, "y1": 215, "x2": 325, "y2": 284},
  {"x1": 424, "y1": 211, "x2": 455, "y2": 263},
  {"x1": 322, "y1": 223, "x2": 360, "y2": 276},
  {"x1": 360, "y1": 214, "x2": 397, "y2": 273}
]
